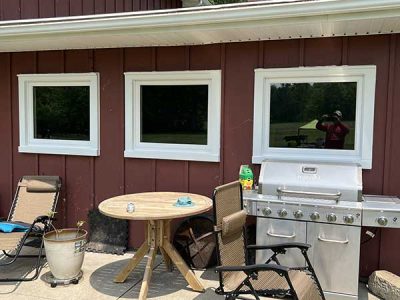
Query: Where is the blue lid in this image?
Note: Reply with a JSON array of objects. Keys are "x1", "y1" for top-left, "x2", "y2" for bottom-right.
[{"x1": 174, "y1": 196, "x2": 195, "y2": 207}]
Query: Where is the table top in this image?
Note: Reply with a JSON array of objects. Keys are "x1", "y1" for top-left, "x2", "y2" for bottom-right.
[{"x1": 98, "y1": 192, "x2": 213, "y2": 220}]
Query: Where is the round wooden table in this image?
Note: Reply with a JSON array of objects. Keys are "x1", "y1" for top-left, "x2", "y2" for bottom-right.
[{"x1": 98, "y1": 192, "x2": 213, "y2": 300}]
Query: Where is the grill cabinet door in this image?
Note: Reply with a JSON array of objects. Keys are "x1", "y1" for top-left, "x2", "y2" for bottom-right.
[
  {"x1": 307, "y1": 223, "x2": 361, "y2": 296},
  {"x1": 256, "y1": 218, "x2": 306, "y2": 267}
]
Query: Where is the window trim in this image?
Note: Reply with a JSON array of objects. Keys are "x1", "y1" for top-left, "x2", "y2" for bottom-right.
[
  {"x1": 252, "y1": 65, "x2": 376, "y2": 169},
  {"x1": 124, "y1": 70, "x2": 221, "y2": 162},
  {"x1": 18, "y1": 73, "x2": 100, "y2": 156}
]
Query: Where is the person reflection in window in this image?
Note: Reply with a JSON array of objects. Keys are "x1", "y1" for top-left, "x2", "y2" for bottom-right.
[{"x1": 316, "y1": 110, "x2": 349, "y2": 149}]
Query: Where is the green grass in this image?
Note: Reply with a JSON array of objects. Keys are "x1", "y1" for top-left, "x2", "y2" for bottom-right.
[
  {"x1": 270, "y1": 121, "x2": 355, "y2": 150},
  {"x1": 141, "y1": 133, "x2": 207, "y2": 145},
  {"x1": 35, "y1": 133, "x2": 90, "y2": 141}
]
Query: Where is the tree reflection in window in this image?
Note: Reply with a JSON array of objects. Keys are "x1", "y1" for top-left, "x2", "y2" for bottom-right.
[
  {"x1": 270, "y1": 82, "x2": 357, "y2": 150},
  {"x1": 33, "y1": 86, "x2": 90, "y2": 141},
  {"x1": 141, "y1": 85, "x2": 208, "y2": 145}
]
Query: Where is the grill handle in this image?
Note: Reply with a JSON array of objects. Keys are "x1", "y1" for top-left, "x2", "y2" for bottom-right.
[
  {"x1": 267, "y1": 231, "x2": 296, "y2": 239},
  {"x1": 277, "y1": 188, "x2": 341, "y2": 201},
  {"x1": 318, "y1": 236, "x2": 349, "y2": 244}
]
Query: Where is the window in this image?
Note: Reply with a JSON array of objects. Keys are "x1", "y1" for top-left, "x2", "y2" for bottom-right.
[
  {"x1": 18, "y1": 73, "x2": 100, "y2": 156},
  {"x1": 124, "y1": 71, "x2": 221, "y2": 162},
  {"x1": 253, "y1": 66, "x2": 376, "y2": 169}
]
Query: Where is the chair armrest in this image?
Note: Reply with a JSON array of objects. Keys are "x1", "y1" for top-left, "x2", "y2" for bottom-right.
[
  {"x1": 215, "y1": 263, "x2": 289, "y2": 275},
  {"x1": 195, "y1": 231, "x2": 215, "y2": 241},
  {"x1": 33, "y1": 215, "x2": 53, "y2": 224},
  {"x1": 247, "y1": 242, "x2": 311, "y2": 251}
]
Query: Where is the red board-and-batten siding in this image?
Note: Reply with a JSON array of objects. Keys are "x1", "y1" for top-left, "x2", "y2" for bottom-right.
[
  {"x1": 0, "y1": 0, "x2": 180, "y2": 20},
  {"x1": 0, "y1": 35, "x2": 400, "y2": 276}
]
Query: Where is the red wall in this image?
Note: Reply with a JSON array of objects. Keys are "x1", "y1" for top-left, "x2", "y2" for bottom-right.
[
  {"x1": 0, "y1": 0, "x2": 180, "y2": 20},
  {"x1": 0, "y1": 35, "x2": 400, "y2": 276}
]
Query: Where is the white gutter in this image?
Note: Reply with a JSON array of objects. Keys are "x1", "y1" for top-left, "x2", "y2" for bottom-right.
[{"x1": 1, "y1": 0, "x2": 400, "y2": 52}]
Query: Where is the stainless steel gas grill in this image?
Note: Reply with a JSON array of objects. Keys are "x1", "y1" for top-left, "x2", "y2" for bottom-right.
[
  {"x1": 243, "y1": 160, "x2": 364, "y2": 300},
  {"x1": 362, "y1": 195, "x2": 400, "y2": 228}
]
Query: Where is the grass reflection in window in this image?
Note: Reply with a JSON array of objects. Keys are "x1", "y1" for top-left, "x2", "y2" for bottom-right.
[
  {"x1": 270, "y1": 82, "x2": 357, "y2": 150},
  {"x1": 141, "y1": 85, "x2": 208, "y2": 145},
  {"x1": 33, "y1": 86, "x2": 90, "y2": 141}
]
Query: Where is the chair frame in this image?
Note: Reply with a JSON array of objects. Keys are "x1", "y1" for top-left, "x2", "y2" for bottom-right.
[
  {"x1": 173, "y1": 215, "x2": 216, "y2": 269},
  {"x1": 0, "y1": 177, "x2": 60, "y2": 282},
  {"x1": 212, "y1": 183, "x2": 325, "y2": 300}
]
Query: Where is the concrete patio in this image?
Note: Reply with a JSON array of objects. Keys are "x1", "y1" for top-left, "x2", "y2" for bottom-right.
[{"x1": 0, "y1": 248, "x2": 380, "y2": 300}]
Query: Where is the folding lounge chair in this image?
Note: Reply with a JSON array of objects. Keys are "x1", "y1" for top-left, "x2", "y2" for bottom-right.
[
  {"x1": 0, "y1": 176, "x2": 61, "y2": 282},
  {"x1": 213, "y1": 181, "x2": 325, "y2": 300}
]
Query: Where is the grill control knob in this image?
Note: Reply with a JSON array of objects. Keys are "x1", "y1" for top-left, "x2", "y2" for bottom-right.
[
  {"x1": 278, "y1": 209, "x2": 288, "y2": 218},
  {"x1": 310, "y1": 212, "x2": 320, "y2": 221},
  {"x1": 326, "y1": 213, "x2": 337, "y2": 223},
  {"x1": 377, "y1": 217, "x2": 388, "y2": 226},
  {"x1": 293, "y1": 210, "x2": 303, "y2": 219},
  {"x1": 262, "y1": 207, "x2": 272, "y2": 216},
  {"x1": 343, "y1": 214, "x2": 355, "y2": 224}
]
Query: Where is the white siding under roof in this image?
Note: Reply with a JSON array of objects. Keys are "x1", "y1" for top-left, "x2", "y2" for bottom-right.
[{"x1": 0, "y1": 0, "x2": 400, "y2": 52}]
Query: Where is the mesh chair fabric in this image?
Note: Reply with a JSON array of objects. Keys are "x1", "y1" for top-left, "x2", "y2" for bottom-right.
[
  {"x1": 0, "y1": 232, "x2": 26, "y2": 251},
  {"x1": 222, "y1": 269, "x2": 322, "y2": 300},
  {"x1": 11, "y1": 176, "x2": 60, "y2": 225},
  {"x1": 1, "y1": 176, "x2": 60, "y2": 251},
  {"x1": 214, "y1": 181, "x2": 242, "y2": 225}
]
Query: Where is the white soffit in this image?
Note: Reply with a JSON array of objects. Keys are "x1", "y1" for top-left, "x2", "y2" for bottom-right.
[{"x1": 1, "y1": 0, "x2": 400, "y2": 52}]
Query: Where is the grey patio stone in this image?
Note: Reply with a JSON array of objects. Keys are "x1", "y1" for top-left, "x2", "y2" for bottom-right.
[
  {"x1": 0, "y1": 247, "x2": 379, "y2": 300},
  {"x1": 368, "y1": 270, "x2": 400, "y2": 300}
]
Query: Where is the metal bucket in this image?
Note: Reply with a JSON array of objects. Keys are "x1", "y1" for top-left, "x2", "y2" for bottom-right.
[{"x1": 43, "y1": 229, "x2": 87, "y2": 280}]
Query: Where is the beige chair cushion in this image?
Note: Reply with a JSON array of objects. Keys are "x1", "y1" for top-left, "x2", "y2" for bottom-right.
[
  {"x1": 221, "y1": 210, "x2": 246, "y2": 238},
  {"x1": 26, "y1": 179, "x2": 58, "y2": 193}
]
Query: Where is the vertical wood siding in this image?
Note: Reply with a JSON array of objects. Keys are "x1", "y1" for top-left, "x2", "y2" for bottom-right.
[
  {"x1": 0, "y1": 0, "x2": 180, "y2": 20},
  {"x1": 0, "y1": 35, "x2": 399, "y2": 276}
]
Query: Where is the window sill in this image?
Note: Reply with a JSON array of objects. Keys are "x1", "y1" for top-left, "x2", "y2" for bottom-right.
[
  {"x1": 252, "y1": 153, "x2": 371, "y2": 169},
  {"x1": 124, "y1": 149, "x2": 219, "y2": 162},
  {"x1": 19, "y1": 145, "x2": 99, "y2": 156}
]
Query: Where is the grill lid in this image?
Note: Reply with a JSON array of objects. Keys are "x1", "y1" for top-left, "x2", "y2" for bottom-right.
[{"x1": 258, "y1": 160, "x2": 362, "y2": 202}]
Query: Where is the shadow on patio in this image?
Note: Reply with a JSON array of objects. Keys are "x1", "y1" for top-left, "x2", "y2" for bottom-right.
[{"x1": 89, "y1": 255, "x2": 219, "y2": 299}]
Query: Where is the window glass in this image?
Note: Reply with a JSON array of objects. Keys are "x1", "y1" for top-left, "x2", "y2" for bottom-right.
[
  {"x1": 140, "y1": 85, "x2": 208, "y2": 145},
  {"x1": 269, "y1": 82, "x2": 357, "y2": 150},
  {"x1": 33, "y1": 86, "x2": 90, "y2": 141}
]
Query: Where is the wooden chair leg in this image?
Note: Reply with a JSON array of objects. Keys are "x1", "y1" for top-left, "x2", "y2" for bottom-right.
[{"x1": 162, "y1": 240, "x2": 205, "y2": 292}]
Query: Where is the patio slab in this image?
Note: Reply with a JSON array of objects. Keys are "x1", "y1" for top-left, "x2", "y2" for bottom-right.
[{"x1": 0, "y1": 248, "x2": 380, "y2": 300}]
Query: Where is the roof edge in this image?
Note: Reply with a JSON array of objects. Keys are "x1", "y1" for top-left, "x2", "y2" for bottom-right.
[{"x1": 1, "y1": 0, "x2": 400, "y2": 52}]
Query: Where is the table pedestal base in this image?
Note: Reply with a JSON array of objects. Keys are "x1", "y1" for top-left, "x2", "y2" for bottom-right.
[{"x1": 114, "y1": 220, "x2": 205, "y2": 300}]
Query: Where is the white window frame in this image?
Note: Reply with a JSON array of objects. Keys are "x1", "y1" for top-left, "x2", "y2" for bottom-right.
[
  {"x1": 18, "y1": 73, "x2": 100, "y2": 156},
  {"x1": 253, "y1": 65, "x2": 376, "y2": 169},
  {"x1": 124, "y1": 70, "x2": 221, "y2": 162}
]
